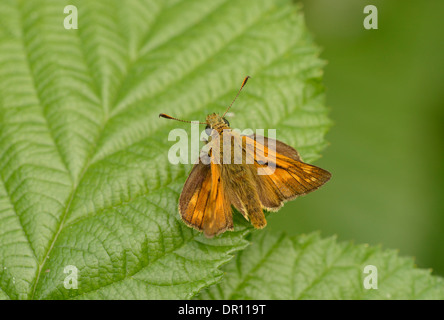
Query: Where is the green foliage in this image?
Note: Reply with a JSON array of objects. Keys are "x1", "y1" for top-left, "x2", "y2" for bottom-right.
[
  {"x1": 3, "y1": 0, "x2": 439, "y2": 301},
  {"x1": 198, "y1": 231, "x2": 444, "y2": 300},
  {"x1": 0, "y1": 0, "x2": 329, "y2": 299}
]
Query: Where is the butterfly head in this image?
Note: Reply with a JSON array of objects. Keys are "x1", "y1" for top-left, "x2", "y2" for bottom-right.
[
  {"x1": 205, "y1": 113, "x2": 230, "y2": 134},
  {"x1": 159, "y1": 76, "x2": 248, "y2": 134}
]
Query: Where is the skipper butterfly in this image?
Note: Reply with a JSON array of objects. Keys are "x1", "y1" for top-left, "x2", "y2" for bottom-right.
[{"x1": 160, "y1": 76, "x2": 331, "y2": 237}]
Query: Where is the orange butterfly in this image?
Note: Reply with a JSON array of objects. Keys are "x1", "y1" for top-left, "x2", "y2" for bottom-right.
[{"x1": 160, "y1": 76, "x2": 331, "y2": 238}]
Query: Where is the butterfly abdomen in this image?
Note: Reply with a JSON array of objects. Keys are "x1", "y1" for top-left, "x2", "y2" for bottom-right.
[{"x1": 221, "y1": 163, "x2": 267, "y2": 229}]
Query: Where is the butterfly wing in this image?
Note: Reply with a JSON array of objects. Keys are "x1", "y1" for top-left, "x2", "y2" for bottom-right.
[
  {"x1": 203, "y1": 162, "x2": 234, "y2": 237},
  {"x1": 179, "y1": 160, "x2": 233, "y2": 238},
  {"x1": 243, "y1": 134, "x2": 331, "y2": 211}
]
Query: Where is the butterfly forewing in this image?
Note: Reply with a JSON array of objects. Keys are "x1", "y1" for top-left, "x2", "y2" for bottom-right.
[
  {"x1": 179, "y1": 162, "x2": 210, "y2": 229},
  {"x1": 242, "y1": 134, "x2": 331, "y2": 210},
  {"x1": 203, "y1": 162, "x2": 233, "y2": 237},
  {"x1": 179, "y1": 157, "x2": 234, "y2": 238}
]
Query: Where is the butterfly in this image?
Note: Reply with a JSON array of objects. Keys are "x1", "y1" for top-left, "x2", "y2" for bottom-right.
[{"x1": 160, "y1": 76, "x2": 331, "y2": 238}]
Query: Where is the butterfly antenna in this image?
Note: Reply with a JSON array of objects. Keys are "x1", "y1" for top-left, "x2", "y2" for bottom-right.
[
  {"x1": 222, "y1": 76, "x2": 250, "y2": 118},
  {"x1": 159, "y1": 113, "x2": 206, "y2": 125}
]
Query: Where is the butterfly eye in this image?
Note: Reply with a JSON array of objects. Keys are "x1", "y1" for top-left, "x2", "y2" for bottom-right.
[
  {"x1": 223, "y1": 118, "x2": 230, "y2": 126},
  {"x1": 205, "y1": 125, "x2": 212, "y2": 136}
]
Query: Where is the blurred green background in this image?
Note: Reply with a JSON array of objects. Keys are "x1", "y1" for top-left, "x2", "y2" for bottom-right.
[{"x1": 269, "y1": 0, "x2": 444, "y2": 276}]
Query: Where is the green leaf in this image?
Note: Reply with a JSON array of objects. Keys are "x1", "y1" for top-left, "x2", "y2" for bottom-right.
[
  {"x1": 197, "y1": 231, "x2": 444, "y2": 300},
  {"x1": 0, "y1": 0, "x2": 330, "y2": 299}
]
